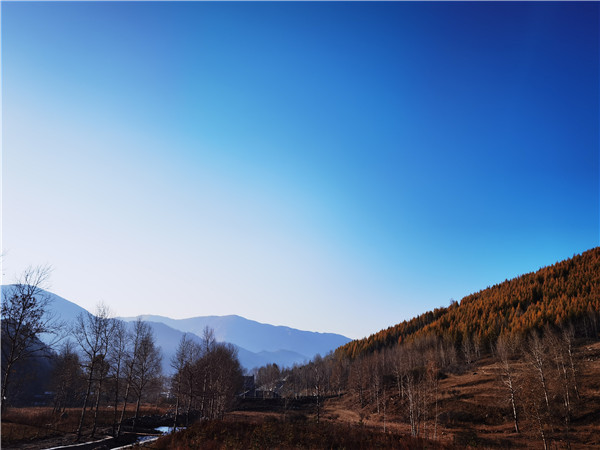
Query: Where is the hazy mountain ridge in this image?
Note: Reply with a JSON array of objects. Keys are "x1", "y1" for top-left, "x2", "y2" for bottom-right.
[
  {"x1": 1, "y1": 285, "x2": 348, "y2": 373},
  {"x1": 119, "y1": 313, "x2": 350, "y2": 356}
]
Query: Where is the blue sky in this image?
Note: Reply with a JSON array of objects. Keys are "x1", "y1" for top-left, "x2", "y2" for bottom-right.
[{"x1": 2, "y1": 2, "x2": 598, "y2": 339}]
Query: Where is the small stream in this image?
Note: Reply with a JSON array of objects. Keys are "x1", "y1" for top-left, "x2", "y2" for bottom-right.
[
  {"x1": 38, "y1": 418, "x2": 186, "y2": 449},
  {"x1": 154, "y1": 426, "x2": 185, "y2": 434},
  {"x1": 122, "y1": 426, "x2": 185, "y2": 448}
]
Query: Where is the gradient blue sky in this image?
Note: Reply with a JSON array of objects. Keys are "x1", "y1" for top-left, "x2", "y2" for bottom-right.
[{"x1": 2, "y1": 2, "x2": 598, "y2": 339}]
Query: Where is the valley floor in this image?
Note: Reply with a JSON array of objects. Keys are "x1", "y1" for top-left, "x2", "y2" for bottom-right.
[{"x1": 2, "y1": 342, "x2": 599, "y2": 449}]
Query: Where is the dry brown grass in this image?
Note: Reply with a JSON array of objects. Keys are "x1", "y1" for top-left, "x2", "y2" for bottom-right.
[
  {"x1": 1, "y1": 404, "x2": 167, "y2": 448},
  {"x1": 150, "y1": 416, "x2": 454, "y2": 450}
]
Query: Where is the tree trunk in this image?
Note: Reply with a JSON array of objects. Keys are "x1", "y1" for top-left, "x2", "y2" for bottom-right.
[
  {"x1": 173, "y1": 374, "x2": 182, "y2": 429},
  {"x1": 91, "y1": 364, "x2": 109, "y2": 439},
  {"x1": 535, "y1": 405, "x2": 549, "y2": 450},
  {"x1": 1, "y1": 360, "x2": 13, "y2": 412},
  {"x1": 185, "y1": 388, "x2": 192, "y2": 426},
  {"x1": 433, "y1": 379, "x2": 439, "y2": 439},
  {"x1": 111, "y1": 364, "x2": 121, "y2": 436},
  {"x1": 91, "y1": 375, "x2": 104, "y2": 438},
  {"x1": 509, "y1": 380, "x2": 520, "y2": 433},
  {"x1": 316, "y1": 389, "x2": 320, "y2": 424},
  {"x1": 77, "y1": 367, "x2": 95, "y2": 441},
  {"x1": 117, "y1": 379, "x2": 131, "y2": 437},
  {"x1": 133, "y1": 395, "x2": 142, "y2": 432}
]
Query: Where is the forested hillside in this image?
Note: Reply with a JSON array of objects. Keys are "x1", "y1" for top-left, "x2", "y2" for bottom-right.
[
  {"x1": 339, "y1": 247, "x2": 600, "y2": 359},
  {"x1": 245, "y1": 248, "x2": 600, "y2": 448}
]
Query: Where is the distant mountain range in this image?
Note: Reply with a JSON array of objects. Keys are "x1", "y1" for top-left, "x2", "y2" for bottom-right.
[
  {"x1": 1, "y1": 286, "x2": 350, "y2": 374},
  {"x1": 118, "y1": 314, "x2": 348, "y2": 357}
]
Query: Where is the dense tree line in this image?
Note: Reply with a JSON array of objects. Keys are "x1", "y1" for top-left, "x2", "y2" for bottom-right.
[
  {"x1": 258, "y1": 322, "x2": 591, "y2": 448},
  {"x1": 338, "y1": 247, "x2": 600, "y2": 359}
]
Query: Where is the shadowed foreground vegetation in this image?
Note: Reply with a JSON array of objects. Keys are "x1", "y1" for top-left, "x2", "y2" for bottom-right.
[
  {"x1": 0, "y1": 405, "x2": 167, "y2": 448},
  {"x1": 152, "y1": 417, "x2": 454, "y2": 450}
]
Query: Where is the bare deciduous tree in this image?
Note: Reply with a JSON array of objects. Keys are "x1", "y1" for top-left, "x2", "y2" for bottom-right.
[
  {"x1": 171, "y1": 328, "x2": 242, "y2": 421},
  {"x1": 461, "y1": 333, "x2": 475, "y2": 367},
  {"x1": 330, "y1": 354, "x2": 349, "y2": 397},
  {"x1": 180, "y1": 339, "x2": 202, "y2": 425},
  {"x1": 562, "y1": 325, "x2": 580, "y2": 400},
  {"x1": 72, "y1": 304, "x2": 114, "y2": 440},
  {"x1": 108, "y1": 320, "x2": 128, "y2": 436},
  {"x1": 130, "y1": 324, "x2": 162, "y2": 431},
  {"x1": 526, "y1": 333, "x2": 551, "y2": 412},
  {"x1": 171, "y1": 333, "x2": 193, "y2": 428},
  {"x1": 199, "y1": 342, "x2": 243, "y2": 419},
  {"x1": 310, "y1": 354, "x2": 327, "y2": 423},
  {"x1": 117, "y1": 318, "x2": 145, "y2": 437},
  {"x1": 426, "y1": 356, "x2": 440, "y2": 440},
  {"x1": 496, "y1": 334, "x2": 521, "y2": 433},
  {"x1": 348, "y1": 356, "x2": 368, "y2": 409},
  {"x1": 1, "y1": 265, "x2": 60, "y2": 411},
  {"x1": 50, "y1": 341, "x2": 85, "y2": 413}
]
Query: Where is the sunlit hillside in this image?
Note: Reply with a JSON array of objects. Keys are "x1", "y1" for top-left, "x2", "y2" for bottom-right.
[{"x1": 338, "y1": 247, "x2": 600, "y2": 359}]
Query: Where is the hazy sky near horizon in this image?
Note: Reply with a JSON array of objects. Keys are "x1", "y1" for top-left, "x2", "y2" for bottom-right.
[{"x1": 2, "y1": 2, "x2": 598, "y2": 339}]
